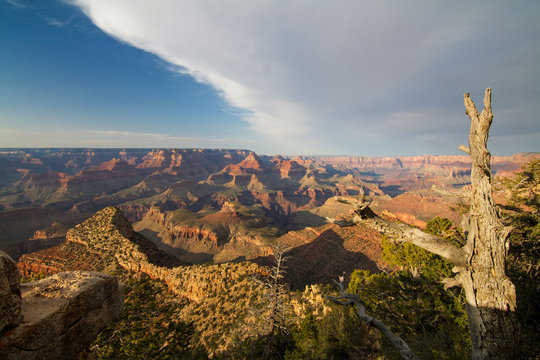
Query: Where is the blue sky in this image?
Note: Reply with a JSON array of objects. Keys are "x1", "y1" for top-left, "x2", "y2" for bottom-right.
[{"x1": 1, "y1": 0, "x2": 539, "y2": 156}]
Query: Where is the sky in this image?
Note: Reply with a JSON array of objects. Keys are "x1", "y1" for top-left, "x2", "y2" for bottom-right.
[{"x1": 1, "y1": 0, "x2": 539, "y2": 156}]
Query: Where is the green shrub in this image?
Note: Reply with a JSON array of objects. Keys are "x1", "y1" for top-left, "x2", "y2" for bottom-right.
[
  {"x1": 348, "y1": 269, "x2": 470, "y2": 359},
  {"x1": 92, "y1": 275, "x2": 207, "y2": 360}
]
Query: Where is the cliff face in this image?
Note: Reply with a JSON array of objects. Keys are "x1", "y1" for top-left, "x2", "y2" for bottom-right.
[
  {"x1": 0, "y1": 251, "x2": 22, "y2": 333},
  {"x1": 132, "y1": 205, "x2": 271, "y2": 264},
  {"x1": 18, "y1": 207, "x2": 262, "y2": 304},
  {"x1": 1, "y1": 250, "x2": 123, "y2": 360},
  {"x1": 0, "y1": 271, "x2": 124, "y2": 360},
  {"x1": 274, "y1": 223, "x2": 385, "y2": 289},
  {"x1": 271, "y1": 157, "x2": 307, "y2": 179},
  {"x1": 136, "y1": 148, "x2": 251, "y2": 176},
  {"x1": 371, "y1": 192, "x2": 464, "y2": 224},
  {"x1": 310, "y1": 153, "x2": 540, "y2": 173}
]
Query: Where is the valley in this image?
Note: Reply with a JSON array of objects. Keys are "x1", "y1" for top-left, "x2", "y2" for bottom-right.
[
  {"x1": 2, "y1": 148, "x2": 538, "y2": 358},
  {"x1": 1, "y1": 148, "x2": 537, "y2": 264}
]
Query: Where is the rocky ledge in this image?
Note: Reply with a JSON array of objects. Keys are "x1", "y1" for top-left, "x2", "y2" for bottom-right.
[
  {"x1": 0, "y1": 251, "x2": 22, "y2": 333},
  {"x1": 1, "y1": 250, "x2": 124, "y2": 360}
]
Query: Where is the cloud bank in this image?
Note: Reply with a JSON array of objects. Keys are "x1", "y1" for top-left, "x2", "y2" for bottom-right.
[
  {"x1": 70, "y1": 0, "x2": 540, "y2": 155},
  {"x1": 1, "y1": 128, "x2": 251, "y2": 149}
]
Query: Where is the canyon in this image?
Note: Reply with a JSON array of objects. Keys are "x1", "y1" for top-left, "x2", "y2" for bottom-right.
[
  {"x1": 15, "y1": 205, "x2": 382, "y2": 354},
  {"x1": 2, "y1": 148, "x2": 538, "y2": 357},
  {"x1": 1, "y1": 148, "x2": 537, "y2": 263}
]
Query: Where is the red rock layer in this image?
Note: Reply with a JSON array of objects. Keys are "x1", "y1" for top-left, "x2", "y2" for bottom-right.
[
  {"x1": 372, "y1": 192, "x2": 462, "y2": 224},
  {"x1": 274, "y1": 223, "x2": 385, "y2": 289}
]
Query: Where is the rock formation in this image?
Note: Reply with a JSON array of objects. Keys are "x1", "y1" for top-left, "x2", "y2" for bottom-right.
[
  {"x1": 18, "y1": 207, "x2": 261, "y2": 302},
  {"x1": 0, "y1": 251, "x2": 22, "y2": 333},
  {"x1": 15, "y1": 207, "x2": 275, "y2": 354},
  {"x1": 1, "y1": 148, "x2": 536, "y2": 265},
  {"x1": 310, "y1": 153, "x2": 540, "y2": 175},
  {"x1": 0, "y1": 271, "x2": 124, "y2": 360},
  {"x1": 1, "y1": 248, "x2": 124, "y2": 360},
  {"x1": 275, "y1": 222, "x2": 385, "y2": 289},
  {"x1": 372, "y1": 192, "x2": 463, "y2": 224}
]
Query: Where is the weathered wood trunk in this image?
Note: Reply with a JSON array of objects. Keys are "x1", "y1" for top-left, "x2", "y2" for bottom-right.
[
  {"x1": 342, "y1": 89, "x2": 521, "y2": 359},
  {"x1": 459, "y1": 89, "x2": 520, "y2": 359}
]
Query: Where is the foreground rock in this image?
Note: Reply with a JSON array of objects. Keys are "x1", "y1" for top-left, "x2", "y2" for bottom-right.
[
  {"x1": 0, "y1": 251, "x2": 22, "y2": 333},
  {"x1": 0, "y1": 271, "x2": 124, "y2": 360}
]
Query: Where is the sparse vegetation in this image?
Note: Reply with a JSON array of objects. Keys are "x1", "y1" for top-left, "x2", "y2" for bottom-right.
[
  {"x1": 92, "y1": 274, "x2": 208, "y2": 359},
  {"x1": 284, "y1": 304, "x2": 380, "y2": 360},
  {"x1": 347, "y1": 269, "x2": 470, "y2": 359},
  {"x1": 497, "y1": 159, "x2": 540, "y2": 358}
]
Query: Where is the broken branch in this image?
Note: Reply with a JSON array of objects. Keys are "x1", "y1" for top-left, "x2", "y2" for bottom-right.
[{"x1": 327, "y1": 277, "x2": 419, "y2": 360}]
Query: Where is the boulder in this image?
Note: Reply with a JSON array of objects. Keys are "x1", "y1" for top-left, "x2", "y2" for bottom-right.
[
  {"x1": 0, "y1": 250, "x2": 22, "y2": 332},
  {"x1": 0, "y1": 271, "x2": 124, "y2": 360}
]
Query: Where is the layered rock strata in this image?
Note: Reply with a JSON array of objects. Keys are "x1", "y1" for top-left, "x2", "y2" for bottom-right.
[{"x1": 18, "y1": 207, "x2": 263, "y2": 303}]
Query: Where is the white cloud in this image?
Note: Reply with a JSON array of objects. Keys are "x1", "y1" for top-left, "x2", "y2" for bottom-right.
[
  {"x1": 43, "y1": 15, "x2": 75, "y2": 27},
  {"x1": 68, "y1": 0, "x2": 540, "y2": 155},
  {"x1": 0, "y1": 128, "x2": 255, "y2": 149},
  {"x1": 3, "y1": 0, "x2": 26, "y2": 8}
]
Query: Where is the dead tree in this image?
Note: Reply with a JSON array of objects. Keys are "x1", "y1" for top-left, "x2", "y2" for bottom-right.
[
  {"x1": 328, "y1": 276, "x2": 419, "y2": 360},
  {"x1": 337, "y1": 89, "x2": 520, "y2": 359},
  {"x1": 264, "y1": 242, "x2": 291, "y2": 337},
  {"x1": 252, "y1": 242, "x2": 291, "y2": 359}
]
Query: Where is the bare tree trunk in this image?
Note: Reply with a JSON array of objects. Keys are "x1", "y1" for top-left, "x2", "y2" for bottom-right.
[
  {"x1": 459, "y1": 89, "x2": 520, "y2": 359},
  {"x1": 342, "y1": 89, "x2": 520, "y2": 359},
  {"x1": 256, "y1": 242, "x2": 291, "y2": 360}
]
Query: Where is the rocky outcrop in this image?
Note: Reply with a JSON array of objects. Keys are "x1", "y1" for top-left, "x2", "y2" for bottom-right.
[
  {"x1": 66, "y1": 206, "x2": 134, "y2": 248},
  {"x1": 236, "y1": 152, "x2": 265, "y2": 171},
  {"x1": 274, "y1": 224, "x2": 385, "y2": 289},
  {"x1": 21, "y1": 206, "x2": 253, "y2": 302},
  {"x1": 136, "y1": 149, "x2": 184, "y2": 171},
  {"x1": 164, "y1": 225, "x2": 224, "y2": 249},
  {"x1": 372, "y1": 192, "x2": 462, "y2": 224},
  {"x1": 271, "y1": 157, "x2": 307, "y2": 179},
  {"x1": 380, "y1": 210, "x2": 427, "y2": 228},
  {"x1": 0, "y1": 271, "x2": 124, "y2": 360},
  {"x1": 221, "y1": 152, "x2": 268, "y2": 175},
  {"x1": 135, "y1": 149, "x2": 249, "y2": 176},
  {"x1": 0, "y1": 251, "x2": 22, "y2": 333}
]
